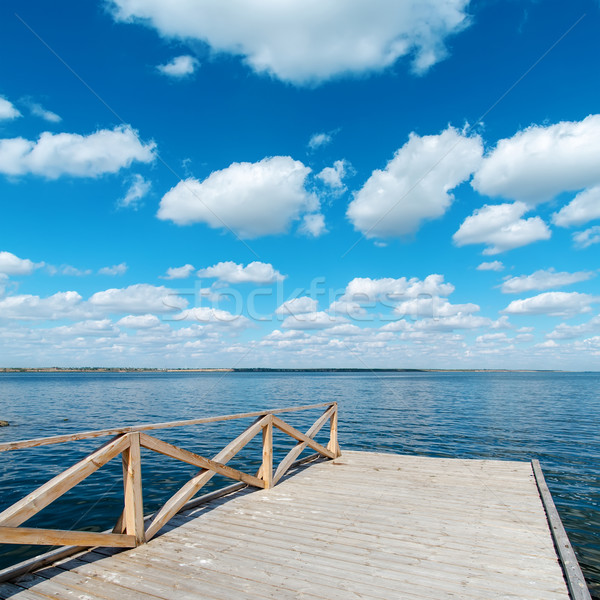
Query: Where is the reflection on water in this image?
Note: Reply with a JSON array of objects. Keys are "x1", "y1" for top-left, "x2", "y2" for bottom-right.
[{"x1": 0, "y1": 371, "x2": 598, "y2": 597}]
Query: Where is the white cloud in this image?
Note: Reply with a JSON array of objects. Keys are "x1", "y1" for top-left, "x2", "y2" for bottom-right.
[
  {"x1": 553, "y1": 185, "x2": 600, "y2": 228},
  {"x1": 476, "y1": 261, "x2": 504, "y2": 272},
  {"x1": 0, "y1": 251, "x2": 44, "y2": 275},
  {"x1": 197, "y1": 261, "x2": 285, "y2": 284},
  {"x1": 89, "y1": 284, "x2": 187, "y2": 314},
  {"x1": 29, "y1": 102, "x2": 62, "y2": 123},
  {"x1": 109, "y1": 0, "x2": 472, "y2": 85},
  {"x1": 157, "y1": 55, "x2": 199, "y2": 78},
  {"x1": 347, "y1": 127, "x2": 482, "y2": 238},
  {"x1": 500, "y1": 269, "x2": 594, "y2": 294},
  {"x1": 317, "y1": 159, "x2": 349, "y2": 193},
  {"x1": 58, "y1": 265, "x2": 92, "y2": 277},
  {"x1": 157, "y1": 156, "x2": 321, "y2": 238},
  {"x1": 547, "y1": 315, "x2": 600, "y2": 341},
  {"x1": 117, "y1": 314, "x2": 162, "y2": 329},
  {"x1": 0, "y1": 291, "x2": 83, "y2": 320},
  {"x1": 98, "y1": 263, "x2": 128, "y2": 276},
  {"x1": 502, "y1": 291, "x2": 597, "y2": 317},
  {"x1": 328, "y1": 300, "x2": 367, "y2": 318},
  {"x1": 472, "y1": 115, "x2": 600, "y2": 204},
  {"x1": 275, "y1": 297, "x2": 319, "y2": 316},
  {"x1": 299, "y1": 213, "x2": 327, "y2": 237},
  {"x1": 0, "y1": 125, "x2": 155, "y2": 178},
  {"x1": 119, "y1": 174, "x2": 151, "y2": 209},
  {"x1": 536, "y1": 339, "x2": 558, "y2": 349},
  {"x1": 162, "y1": 264, "x2": 195, "y2": 280},
  {"x1": 343, "y1": 274, "x2": 454, "y2": 302},
  {"x1": 50, "y1": 319, "x2": 119, "y2": 337},
  {"x1": 573, "y1": 226, "x2": 600, "y2": 249},
  {"x1": 0, "y1": 97, "x2": 21, "y2": 120},
  {"x1": 453, "y1": 202, "x2": 551, "y2": 254},
  {"x1": 282, "y1": 311, "x2": 345, "y2": 330},
  {"x1": 395, "y1": 297, "x2": 479, "y2": 318},
  {"x1": 308, "y1": 133, "x2": 333, "y2": 150}
]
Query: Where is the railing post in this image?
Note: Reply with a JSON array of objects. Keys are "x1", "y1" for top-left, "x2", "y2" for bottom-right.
[
  {"x1": 327, "y1": 403, "x2": 341, "y2": 458},
  {"x1": 122, "y1": 432, "x2": 145, "y2": 545},
  {"x1": 260, "y1": 415, "x2": 273, "y2": 489}
]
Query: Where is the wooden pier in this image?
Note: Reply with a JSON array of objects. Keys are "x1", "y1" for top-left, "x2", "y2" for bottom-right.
[{"x1": 0, "y1": 404, "x2": 592, "y2": 599}]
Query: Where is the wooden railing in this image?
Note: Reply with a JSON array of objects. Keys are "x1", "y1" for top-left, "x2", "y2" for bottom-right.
[{"x1": 0, "y1": 402, "x2": 340, "y2": 552}]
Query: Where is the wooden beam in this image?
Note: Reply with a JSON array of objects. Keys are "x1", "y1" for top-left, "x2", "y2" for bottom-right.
[
  {"x1": 327, "y1": 404, "x2": 341, "y2": 458},
  {"x1": 0, "y1": 403, "x2": 333, "y2": 452},
  {"x1": 139, "y1": 433, "x2": 264, "y2": 489},
  {"x1": 271, "y1": 416, "x2": 335, "y2": 459},
  {"x1": 122, "y1": 433, "x2": 145, "y2": 545},
  {"x1": 144, "y1": 415, "x2": 269, "y2": 541},
  {"x1": 0, "y1": 527, "x2": 136, "y2": 548},
  {"x1": 532, "y1": 460, "x2": 592, "y2": 600},
  {"x1": 0, "y1": 435, "x2": 129, "y2": 528},
  {"x1": 273, "y1": 406, "x2": 336, "y2": 485},
  {"x1": 260, "y1": 416, "x2": 273, "y2": 489}
]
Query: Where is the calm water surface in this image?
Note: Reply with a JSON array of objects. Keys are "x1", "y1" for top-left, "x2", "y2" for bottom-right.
[{"x1": 0, "y1": 371, "x2": 598, "y2": 597}]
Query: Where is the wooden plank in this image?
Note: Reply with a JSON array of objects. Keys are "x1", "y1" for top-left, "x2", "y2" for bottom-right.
[
  {"x1": 122, "y1": 432, "x2": 145, "y2": 545},
  {"x1": 259, "y1": 415, "x2": 273, "y2": 489},
  {"x1": 271, "y1": 416, "x2": 335, "y2": 459},
  {"x1": 327, "y1": 404, "x2": 341, "y2": 457},
  {"x1": 0, "y1": 435, "x2": 129, "y2": 528},
  {"x1": 139, "y1": 433, "x2": 264, "y2": 489},
  {"x1": 144, "y1": 415, "x2": 269, "y2": 541},
  {"x1": 532, "y1": 459, "x2": 592, "y2": 600},
  {"x1": 272, "y1": 405, "x2": 335, "y2": 485},
  {"x1": 0, "y1": 402, "x2": 334, "y2": 452},
  {"x1": 0, "y1": 527, "x2": 135, "y2": 548}
]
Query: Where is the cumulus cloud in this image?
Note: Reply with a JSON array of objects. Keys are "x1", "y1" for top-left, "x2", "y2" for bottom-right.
[
  {"x1": 347, "y1": 127, "x2": 482, "y2": 238},
  {"x1": 0, "y1": 126, "x2": 155, "y2": 178},
  {"x1": 117, "y1": 314, "x2": 162, "y2": 329},
  {"x1": 547, "y1": 315, "x2": 600, "y2": 341},
  {"x1": 282, "y1": 311, "x2": 345, "y2": 330},
  {"x1": 119, "y1": 174, "x2": 151, "y2": 209},
  {"x1": 500, "y1": 269, "x2": 594, "y2": 294},
  {"x1": 453, "y1": 202, "x2": 551, "y2": 254},
  {"x1": 28, "y1": 102, "x2": 62, "y2": 123},
  {"x1": 308, "y1": 133, "x2": 333, "y2": 150},
  {"x1": 275, "y1": 297, "x2": 319, "y2": 316},
  {"x1": 157, "y1": 156, "x2": 321, "y2": 238},
  {"x1": 157, "y1": 55, "x2": 199, "y2": 78},
  {"x1": 0, "y1": 291, "x2": 83, "y2": 320},
  {"x1": 476, "y1": 261, "x2": 504, "y2": 271},
  {"x1": 343, "y1": 274, "x2": 455, "y2": 302},
  {"x1": 109, "y1": 0, "x2": 472, "y2": 85},
  {"x1": 317, "y1": 159, "x2": 350, "y2": 194},
  {"x1": 98, "y1": 263, "x2": 128, "y2": 276},
  {"x1": 162, "y1": 264, "x2": 195, "y2": 280},
  {"x1": 573, "y1": 226, "x2": 600, "y2": 249},
  {"x1": 395, "y1": 297, "x2": 480, "y2": 318},
  {"x1": 0, "y1": 97, "x2": 21, "y2": 120},
  {"x1": 502, "y1": 291, "x2": 598, "y2": 317},
  {"x1": 553, "y1": 185, "x2": 600, "y2": 228},
  {"x1": 197, "y1": 261, "x2": 285, "y2": 284},
  {"x1": 0, "y1": 251, "x2": 44, "y2": 275},
  {"x1": 89, "y1": 284, "x2": 187, "y2": 314},
  {"x1": 299, "y1": 213, "x2": 327, "y2": 237},
  {"x1": 473, "y1": 115, "x2": 600, "y2": 204},
  {"x1": 55, "y1": 265, "x2": 92, "y2": 277}
]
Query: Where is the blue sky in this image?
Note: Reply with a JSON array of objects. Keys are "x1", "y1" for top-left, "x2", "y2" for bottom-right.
[{"x1": 1, "y1": 0, "x2": 600, "y2": 369}]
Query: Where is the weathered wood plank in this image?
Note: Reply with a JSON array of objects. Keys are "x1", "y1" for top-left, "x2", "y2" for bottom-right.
[
  {"x1": 0, "y1": 527, "x2": 135, "y2": 548},
  {"x1": 0, "y1": 435, "x2": 129, "y2": 527},
  {"x1": 271, "y1": 416, "x2": 335, "y2": 459},
  {"x1": 532, "y1": 459, "x2": 592, "y2": 600},
  {"x1": 122, "y1": 432, "x2": 145, "y2": 545},
  {"x1": 259, "y1": 415, "x2": 273, "y2": 489}
]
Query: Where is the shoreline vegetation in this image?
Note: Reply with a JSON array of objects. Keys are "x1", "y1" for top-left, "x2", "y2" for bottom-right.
[{"x1": 0, "y1": 367, "x2": 567, "y2": 373}]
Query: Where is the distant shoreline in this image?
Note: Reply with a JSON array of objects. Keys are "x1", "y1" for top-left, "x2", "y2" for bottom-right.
[{"x1": 0, "y1": 367, "x2": 569, "y2": 373}]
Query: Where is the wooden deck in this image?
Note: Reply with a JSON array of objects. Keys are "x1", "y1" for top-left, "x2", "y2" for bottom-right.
[{"x1": 0, "y1": 451, "x2": 573, "y2": 600}]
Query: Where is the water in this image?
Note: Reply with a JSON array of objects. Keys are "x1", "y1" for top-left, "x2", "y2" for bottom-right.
[{"x1": 0, "y1": 371, "x2": 598, "y2": 597}]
